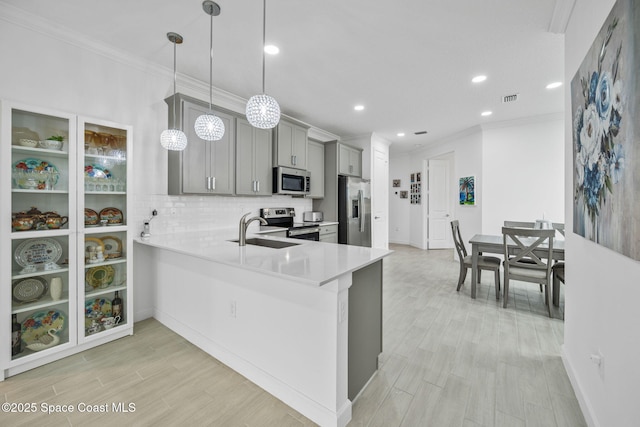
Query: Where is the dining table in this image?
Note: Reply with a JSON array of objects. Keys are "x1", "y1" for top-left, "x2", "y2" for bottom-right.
[{"x1": 468, "y1": 234, "x2": 565, "y2": 299}]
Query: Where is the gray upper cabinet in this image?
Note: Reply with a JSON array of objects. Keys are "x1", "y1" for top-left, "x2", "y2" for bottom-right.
[
  {"x1": 307, "y1": 140, "x2": 325, "y2": 198},
  {"x1": 338, "y1": 143, "x2": 362, "y2": 177},
  {"x1": 167, "y1": 94, "x2": 235, "y2": 195},
  {"x1": 273, "y1": 119, "x2": 308, "y2": 170},
  {"x1": 236, "y1": 117, "x2": 272, "y2": 196}
]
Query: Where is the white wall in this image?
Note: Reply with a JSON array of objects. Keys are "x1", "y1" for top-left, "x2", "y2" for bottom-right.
[
  {"x1": 389, "y1": 155, "x2": 412, "y2": 244},
  {"x1": 564, "y1": 2, "x2": 640, "y2": 427},
  {"x1": 0, "y1": 12, "x2": 316, "y2": 321},
  {"x1": 482, "y1": 115, "x2": 565, "y2": 235}
]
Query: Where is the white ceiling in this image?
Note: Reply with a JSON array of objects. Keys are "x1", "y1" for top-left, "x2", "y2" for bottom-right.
[{"x1": 2, "y1": 0, "x2": 566, "y2": 155}]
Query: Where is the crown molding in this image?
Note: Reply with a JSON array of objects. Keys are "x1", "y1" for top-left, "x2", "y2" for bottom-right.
[{"x1": 548, "y1": 0, "x2": 577, "y2": 34}]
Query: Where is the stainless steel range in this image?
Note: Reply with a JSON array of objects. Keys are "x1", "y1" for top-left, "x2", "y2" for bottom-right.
[{"x1": 260, "y1": 208, "x2": 320, "y2": 241}]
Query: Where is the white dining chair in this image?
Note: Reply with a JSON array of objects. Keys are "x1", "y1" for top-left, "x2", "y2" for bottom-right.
[{"x1": 502, "y1": 227, "x2": 555, "y2": 317}]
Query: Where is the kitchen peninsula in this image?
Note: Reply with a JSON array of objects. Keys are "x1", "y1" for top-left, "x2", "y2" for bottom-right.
[{"x1": 134, "y1": 231, "x2": 391, "y2": 427}]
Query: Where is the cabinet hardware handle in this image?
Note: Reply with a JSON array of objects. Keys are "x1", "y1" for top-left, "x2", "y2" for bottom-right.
[
  {"x1": 211, "y1": 177, "x2": 216, "y2": 190},
  {"x1": 206, "y1": 176, "x2": 211, "y2": 190},
  {"x1": 252, "y1": 180, "x2": 256, "y2": 192},
  {"x1": 256, "y1": 180, "x2": 260, "y2": 192}
]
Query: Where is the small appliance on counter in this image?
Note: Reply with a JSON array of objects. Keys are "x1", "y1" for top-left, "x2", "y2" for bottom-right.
[
  {"x1": 260, "y1": 207, "x2": 320, "y2": 241},
  {"x1": 303, "y1": 211, "x2": 323, "y2": 223}
]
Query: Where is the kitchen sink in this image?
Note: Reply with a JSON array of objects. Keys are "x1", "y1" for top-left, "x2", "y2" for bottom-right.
[{"x1": 229, "y1": 238, "x2": 300, "y2": 249}]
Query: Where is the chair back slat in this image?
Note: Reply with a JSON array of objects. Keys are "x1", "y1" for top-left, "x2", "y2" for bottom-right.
[
  {"x1": 450, "y1": 220, "x2": 467, "y2": 259},
  {"x1": 504, "y1": 220, "x2": 535, "y2": 228},
  {"x1": 502, "y1": 227, "x2": 555, "y2": 274}
]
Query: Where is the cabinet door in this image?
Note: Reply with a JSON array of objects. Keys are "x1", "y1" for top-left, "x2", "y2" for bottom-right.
[
  {"x1": 275, "y1": 120, "x2": 294, "y2": 167},
  {"x1": 208, "y1": 111, "x2": 235, "y2": 195},
  {"x1": 292, "y1": 125, "x2": 308, "y2": 169},
  {"x1": 350, "y1": 148, "x2": 362, "y2": 177},
  {"x1": 79, "y1": 117, "x2": 132, "y2": 342},
  {"x1": 253, "y1": 127, "x2": 272, "y2": 195},
  {"x1": 235, "y1": 118, "x2": 255, "y2": 195},
  {"x1": 181, "y1": 101, "x2": 209, "y2": 193},
  {"x1": 338, "y1": 144, "x2": 352, "y2": 175},
  {"x1": 307, "y1": 140, "x2": 324, "y2": 198}
]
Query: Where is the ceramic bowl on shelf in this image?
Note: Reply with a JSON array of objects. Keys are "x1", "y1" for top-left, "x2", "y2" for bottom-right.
[
  {"x1": 39, "y1": 139, "x2": 64, "y2": 150},
  {"x1": 19, "y1": 138, "x2": 39, "y2": 148}
]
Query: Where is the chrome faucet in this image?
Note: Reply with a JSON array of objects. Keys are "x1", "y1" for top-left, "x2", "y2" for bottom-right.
[{"x1": 238, "y1": 212, "x2": 268, "y2": 246}]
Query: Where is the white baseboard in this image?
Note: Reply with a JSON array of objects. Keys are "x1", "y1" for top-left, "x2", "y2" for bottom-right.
[{"x1": 561, "y1": 344, "x2": 599, "y2": 427}]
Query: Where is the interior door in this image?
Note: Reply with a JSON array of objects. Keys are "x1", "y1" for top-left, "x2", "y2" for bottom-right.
[{"x1": 428, "y1": 158, "x2": 451, "y2": 249}]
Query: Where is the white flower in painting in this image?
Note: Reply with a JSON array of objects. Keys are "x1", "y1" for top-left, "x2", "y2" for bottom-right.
[
  {"x1": 580, "y1": 104, "x2": 601, "y2": 167},
  {"x1": 609, "y1": 143, "x2": 625, "y2": 184},
  {"x1": 612, "y1": 79, "x2": 624, "y2": 114},
  {"x1": 575, "y1": 150, "x2": 585, "y2": 186}
]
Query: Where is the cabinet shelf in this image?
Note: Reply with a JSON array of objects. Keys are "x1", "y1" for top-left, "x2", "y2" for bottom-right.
[
  {"x1": 84, "y1": 225, "x2": 127, "y2": 234},
  {"x1": 10, "y1": 340, "x2": 73, "y2": 363},
  {"x1": 84, "y1": 257, "x2": 127, "y2": 269},
  {"x1": 84, "y1": 191, "x2": 126, "y2": 195},
  {"x1": 84, "y1": 153, "x2": 126, "y2": 162},
  {"x1": 11, "y1": 267, "x2": 70, "y2": 281},
  {"x1": 12, "y1": 189, "x2": 68, "y2": 194},
  {"x1": 11, "y1": 229, "x2": 70, "y2": 239},
  {"x1": 85, "y1": 284, "x2": 126, "y2": 298},
  {"x1": 11, "y1": 146, "x2": 69, "y2": 158},
  {"x1": 12, "y1": 295, "x2": 70, "y2": 314}
]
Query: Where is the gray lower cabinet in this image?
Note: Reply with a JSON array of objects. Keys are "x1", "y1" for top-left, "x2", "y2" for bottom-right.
[
  {"x1": 273, "y1": 119, "x2": 308, "y2": 169},
  {"x1": 348, "y1": 260, "x2": 382, "y2": 400},
  {"x1": 319, "y1": 224, "x2": 337, "y2": 243},
  {"x1": 307, "y1": 140, "x2": 325, "y2": 198},
  {"x1": 236, "y1": 118, "x2": 272, "y2": 196},
  {"x1": 167, "y1": 94, "x2": 235, "y2": 195}
]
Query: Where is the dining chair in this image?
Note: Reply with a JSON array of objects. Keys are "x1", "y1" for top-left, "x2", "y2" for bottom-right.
[
  {"x1": 552, "y1": 262, "x2": 565, "y2": 306},
  {"x1": 552, "y1": 222, "x2": 565, "y2": 237},
  {"x1": 451, "y1": 220, "x2": 502, "y2": 299},
  {"x1": 502, "y1": 227, "x2": 555, "y2": 317}
]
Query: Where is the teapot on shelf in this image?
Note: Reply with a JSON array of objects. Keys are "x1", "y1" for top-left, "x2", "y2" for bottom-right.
[
  {"x1": 11, "y1": 211, "x2": 36, "y2": 231},
  {"x1": 43, "y1": 211, "x2": 68, "y2": 229}
]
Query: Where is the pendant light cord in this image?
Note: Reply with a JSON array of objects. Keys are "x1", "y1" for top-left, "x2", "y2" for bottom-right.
[
  {"x1": 261, "y1": 0, "x2": 266, "y2": 94},
  {"x1": 209, "y1": 12, "x2": 214, "y2": 111},
  {"x1": 173, "y1": 39, "x2": 178, "y2": 128}
]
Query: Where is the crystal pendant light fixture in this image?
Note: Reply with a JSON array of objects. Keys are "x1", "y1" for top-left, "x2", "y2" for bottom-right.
[
  {"x1": 160, "y1": 32, "x2": 188, "y2": 151},
  {"x1": 246, "y1": 0, "x2": 280, "y2": 129},
  {"x1": 194, "y1": 1, "x2": 225, "y2": 141}
]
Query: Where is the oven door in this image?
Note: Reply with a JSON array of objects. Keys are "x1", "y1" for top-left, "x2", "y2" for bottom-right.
[{"x1": 287, "y1": 227, "x2": 320, "y2": 241}]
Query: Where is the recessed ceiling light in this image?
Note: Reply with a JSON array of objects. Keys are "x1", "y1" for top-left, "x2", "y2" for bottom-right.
[
  {"x1": 354, "y1": 105, "x2": 365, "y2": 111},
  {"x1": 472, "y1": 75, "x2": 487, "y2": 83},
  {"x1": 397, "y1": 132, "x2": 405, "y2": 137},
  {"x1": 264, "y1": 45, "x2": 279, "y2": 55},
  {"x1": 481, "y1": 111, "x2": 493, "y2": 116},
  {"x1": 546, "y1": 81, "x2": 563, "y2": 89}
]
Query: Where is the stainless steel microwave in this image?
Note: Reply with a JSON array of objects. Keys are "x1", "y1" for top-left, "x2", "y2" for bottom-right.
[{"x1": 273, "y1": 166, "x2": 310, "y2": 195}]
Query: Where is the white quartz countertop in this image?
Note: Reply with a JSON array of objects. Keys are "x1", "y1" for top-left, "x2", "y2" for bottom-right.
[{"x1": 135, "y1": 229, "x2": 391, "y2": 286}]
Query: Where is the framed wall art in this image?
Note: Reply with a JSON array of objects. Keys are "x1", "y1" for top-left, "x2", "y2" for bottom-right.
[
  {"x1": 459, "y1": 176, "x2": 475, "y2": 206},
  {"x1": 571, "y1": 0, "x2": 640, "y2": 260}
]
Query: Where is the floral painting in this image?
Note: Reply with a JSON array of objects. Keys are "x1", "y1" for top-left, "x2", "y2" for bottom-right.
[
  {"x1": 571, "y1": 0, "x2": 640, "y2": 260},
  {"x1": 459, "y1": 176, "x2": 475, "y2": 206}
]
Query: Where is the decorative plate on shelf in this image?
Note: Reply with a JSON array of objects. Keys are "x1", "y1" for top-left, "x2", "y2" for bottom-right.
[
  {"x1": 84, "y1": 208, "x2": 99, "y2": 226},
  {"x1": 21, "y1": 309, "x2": 66, "y2": 345},
  {"x1": 12, "y1": 276, "x2": 48, "y2": 303},
  {"x1": 101, "y1": 236, "x2": 123, "y2": 259},
  {"x1": 85, "y1": 265, "x2": 115, "y2": 289},
  {"x1": 14, "y1": 238, "x2": 63, "y2": 268},
  {"x1": 84, "y1": 164, "x2": 111, "y2": 179},
  {"x1": 99, "y1": 207, "x2": 123, "y2": 225},
  {"x1": 12, "y1": 158, "x2": 59, "y2": 189},
  {"x1": 85, "y1": 298, "x2": 112, "y2": 318}
]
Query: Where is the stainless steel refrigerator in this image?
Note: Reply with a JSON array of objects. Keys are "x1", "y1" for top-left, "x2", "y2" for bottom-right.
[{"x1": 338, "y1": 175, "x2": 371, "y2": 247}]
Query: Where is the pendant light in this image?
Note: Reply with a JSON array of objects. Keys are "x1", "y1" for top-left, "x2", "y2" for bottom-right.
[
  {"x1": 246, "y1": 0, "x2": 280, "y2": 129},
  {"x1": 194, "y1": 1, "x2": 225, "y2": 141},
  {"x1": 160, "y1": 32, "x2": 188, "y2": 151}
]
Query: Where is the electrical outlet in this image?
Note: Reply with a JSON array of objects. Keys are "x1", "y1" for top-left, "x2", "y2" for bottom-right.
[
  {"x1": 229, "y1": 301, "x2": 237, "y2": 318},
  {"x1": 590, "y1": 351, "x2": 605, "y2": 380}
]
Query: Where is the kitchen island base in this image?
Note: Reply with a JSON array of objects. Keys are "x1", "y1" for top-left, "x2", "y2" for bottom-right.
[{"x1": 137, "y1": 241, "x2": 385, "y2": 427}]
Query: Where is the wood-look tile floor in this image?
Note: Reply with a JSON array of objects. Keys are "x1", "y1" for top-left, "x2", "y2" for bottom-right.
[{"x1": 1, "y1": 244, "x2": 584, "y2": 427}]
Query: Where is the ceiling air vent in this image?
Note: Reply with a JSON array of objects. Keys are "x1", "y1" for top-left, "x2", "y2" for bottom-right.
[
  {"x1": 502, "y1": 93, "x2": 519, "y2": 103},
  {"x1": 414, "y1": 130, "x2": 428, "y2": 135}
]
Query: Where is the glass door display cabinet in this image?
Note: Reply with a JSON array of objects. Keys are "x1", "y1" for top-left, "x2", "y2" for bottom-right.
[
  {"x1": 0, "y1": 101, "x2": 133, "y2": 380},
  {"x1": 77, "y1": 117, "x2": 132, "y2": 344}
]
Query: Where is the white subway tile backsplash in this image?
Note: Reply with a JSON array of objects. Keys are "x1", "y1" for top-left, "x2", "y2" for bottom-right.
[{"x1": 133, "y1": 194, "x2": 312, "y2": 237}]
